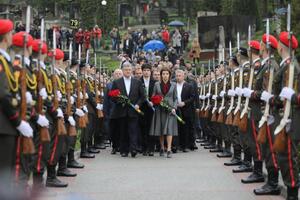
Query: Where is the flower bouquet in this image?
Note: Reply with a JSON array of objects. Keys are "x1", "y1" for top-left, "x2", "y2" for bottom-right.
[
  {"x1": 151, "y1": 95, "x2": 185, "y2": 124},
  {"x1": 108, "y1": 89, "x2": 144, "y2": 115}
]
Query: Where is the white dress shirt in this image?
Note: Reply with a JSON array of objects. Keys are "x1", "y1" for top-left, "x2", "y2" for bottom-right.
[
  {"x1": 124, "y1": 76, "x2": 131, "y2": 95},
  {"x1": 143, "y1": 77, "x2": 150, "y2": 96},
  {"x1": 176, "y1": 82, "x2": 184, "y2": 103}
]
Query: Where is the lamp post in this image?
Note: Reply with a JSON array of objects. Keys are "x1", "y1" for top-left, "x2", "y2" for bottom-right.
[{"x1": 101, "y1": 0, "x2": 107, "y2": 33}]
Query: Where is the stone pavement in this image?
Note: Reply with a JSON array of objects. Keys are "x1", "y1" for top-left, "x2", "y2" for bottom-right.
[{"x1": 39, "y1": 145, "x2": 285, "y2": 200}]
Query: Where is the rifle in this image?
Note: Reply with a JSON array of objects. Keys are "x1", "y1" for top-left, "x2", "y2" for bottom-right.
[
  {"x1": 211, "y1": 63, "x2": 218, "y2": 122},
  {"x1": 232, "y1": 32, "x2": 243, "y2": 127},
  {"x1": 51, "y1": 28, "x2": 66, "y2": 136},
  {"x1": 257, "y1": 19, "x2": 272, "y2": 144},
  {"x1": 82, "y1": 50, "x2": 89, "y2": 124},
  {"x1": 95, "y1": 53, "x2": 104, "y2": 118},
  {"x1": 76, "y1": 44, "x2": 86, "y2": 128},
  {"x1": 199, "y1": 65, "x2": 206, "y2": 117},
  {"x1": 36, "y1": 18, "x2": 50, "y2": 142},
  {"x1": 20, "y1": 6, "x2": 35, "y2": 154},
  {"x1": 225, "y1": 41, "x2": 235, "y2": 125},
  {"x1": 217, "y1": 48, "x2": 227, "y2": 123},
  {"x1": 273, "y1": 4, "x2": 293, "y2": 152},
  {"x1": 66, "y1": 42, "x2": 77, "y2": 136},
  {"x1": 204, "y1": 60, "x2": 212, "y2": 118},
  {"x1": 239, "y1": 25, "x2": 254, "y2": 132}
]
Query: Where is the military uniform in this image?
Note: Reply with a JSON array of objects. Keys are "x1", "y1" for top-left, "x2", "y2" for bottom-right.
[{"x1": 0, "y1": 19, "x2": 23, "y2": 191}]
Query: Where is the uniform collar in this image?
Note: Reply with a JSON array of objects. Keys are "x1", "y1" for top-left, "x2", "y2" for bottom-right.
[
  {"x1": 261, "y1": 56, "x2": 270, "y2": 66},
  {"x1": 0, "y1": 48, "x2": 11, "y2": 62},
  {"x1": 280, "y1": 56, "x2": 290, "y2": 67}
]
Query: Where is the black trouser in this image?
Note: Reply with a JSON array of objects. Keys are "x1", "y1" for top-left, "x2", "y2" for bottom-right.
[
  {"x1": 81, "y1": 114, "x2": 95, "y2": 152},
  {"x1": 0, "y1": 134, "x2": 16, "y2": 190},
  {"x1": 88, "y1": 114, "x2": 97, "y2": 148},
  {"x1": 277, "y1": 137, "x2": 299, "y2": 189},
  {"x1": 109, "y1": 118, "x2": 120, "y2": 150},
  {"x1": 47, "y1": 120, "x2": 66, "y2": 170},
  {"x1": 32, "y1": 121, "x2": 51, "y2": 176},
  {"x1": 178, "y1": 116, "x2": 194, "y2": 149},
  {"x1": 94, "y1": 117, "x2": 104, "y2": 145},
  {"x1": 119, "y1": 116, "x2": 139, "y2": 154},
  {"x1": 140, "y1": 114, "x2": 155, "y2": 153}
]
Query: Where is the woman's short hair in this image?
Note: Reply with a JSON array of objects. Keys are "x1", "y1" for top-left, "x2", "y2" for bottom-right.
[{"x1": 160, "y1": 66, "x2": 171, "y2": 77}]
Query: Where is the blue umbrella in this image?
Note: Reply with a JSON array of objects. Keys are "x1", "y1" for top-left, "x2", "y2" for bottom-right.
[
  {"x1": 168, "y1": 20, "x2": 185, "y2": 27},
  {"x1": 143, "y1": 40, "x2": 166, "y2": 51}
]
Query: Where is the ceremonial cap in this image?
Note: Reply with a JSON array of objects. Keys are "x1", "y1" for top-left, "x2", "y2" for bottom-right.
[
  {"x1": 12, "y1": 32, "x2": 33, "y2": 47},
  {"x1": 0, "y1": 19, "x2": 13, "y2": 35},
  {"x1": 249, "y1": 40, "x2": 260, "y2": 51},
  {"x1": 279, "y1": 31, "x2": 298, "y2": 49},
  {"x1": 262, "y1": 34, "x2": 278, "y2": 49},
  {"x1": 32, "y1": 39, "x2": 48, "y2": 54},
  {"x1": 48, "y1": 49, "x2": 64, "y2": 60}
]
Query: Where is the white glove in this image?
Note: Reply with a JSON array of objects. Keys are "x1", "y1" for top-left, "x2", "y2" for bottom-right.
[
  {"x1": 56, "y1": 108, "x2": 64, "y2": 118},
  {"x1": 85, "y1": 93, "x2": 89, "y2": 99},
  {"x1": 220, "y1": 91, "x2": 226, "y2": 97},
  {"x1": 39, "y1": 88, "x2": 48, "y2": 100},
  {"x1": 80, "y1": 92, "x2": 83, "y2": 99},
  {"x1": 83, "y1": 105, "x2": 88, "y2": 113},
  {"x1": 70, "y1": 96, "x2": 75, "y2": 105},
  {"x1": 235, "y1": 87, "x2": 243, "y2": 97},
  {"x1": 75, "y1": 108, "x2": 85, "y2": 117},
  {"x1": 243, "y1": 88, "x2": 253, "y2": 98},
  {"x1": 37, "y1": 115, "x2": 49, "y2": 127},
  {"x1": 68, "y1": 116, "x2": 76, "y2": 126},
  {"x1": 17, "y1": 120, "x2": 33, "y2": 137},
  {"x1": 57, "y1": 91, "x2": 62, "y2": 101},
  {"x1": 26, "y1": 91, "x2": 33, "y2": 104},
  {"x1": 228, "y1": 89, "x2": 236, "y2": 97},
  {"x1": 279, "y1": 87, "x2": 295, "y2": 101},
  {"x1": 206, "y1": 93, "x2": 211, "y2": 98},
  {"x1": 96, "y1": 103, "x2": 103, "y2": 110},
  {"x1": 260, "y1": 91, "x2": 274, "y2": 102},
  {"x1": 212, "y1": 95, "x2": 217, "y2": 100}
]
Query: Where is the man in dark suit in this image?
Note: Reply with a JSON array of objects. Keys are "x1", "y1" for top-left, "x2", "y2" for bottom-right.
[
  {"x1": 110, "y1": 62, "x2": 145, "y2": 157},
  {"x1": 176, "y1": 69, "x2": 195, "y2": 152},
  {"x1": 140, "y1": 63, "x2": 156, "y2": 156},
  {"x1": 103, "y1": 69, "x2": 123, "y2": 154}
]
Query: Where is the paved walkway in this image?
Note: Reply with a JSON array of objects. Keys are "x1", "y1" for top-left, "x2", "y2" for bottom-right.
[{"x1": 40, "y1": 145, "x2": 284, "y2": 200}]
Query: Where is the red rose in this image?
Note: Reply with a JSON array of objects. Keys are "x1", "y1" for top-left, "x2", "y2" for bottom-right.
[
  {"x1": 151, "y1": 95, "x2": 163, "y2": 105},
  {"x1": 108, "y1": 89, "x2": 121, "y2": 97}
]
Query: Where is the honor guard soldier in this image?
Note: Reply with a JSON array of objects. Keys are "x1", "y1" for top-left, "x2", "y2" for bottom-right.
[
  {"x1": 240, "y1": 41, "x2": 265, "y2": 184},
  {"x1": 272, "y1": 31, "x2": 299, "y2": 200},
  {"x1": 253, "y1": 34, "x2": 281, "y2": 195},
  {"x1": 0, "y1": 19, "x2": 33, "y2": 193},
  {"x1": 46, "y1": 48, "x2": 68, "y2": 188}
]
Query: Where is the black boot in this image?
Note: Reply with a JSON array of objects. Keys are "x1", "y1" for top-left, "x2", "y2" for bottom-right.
[
  {"x1": 224, "y1": 148, "x2": 242, "y2": 166},
  {"x1": 210, "y1": 145, "x2": 223, "y2": 153},
  {"x1": 254, "y1": 168, "x2": 281, "y2": 195},
  {"x1": 217, "y1": 143, "x2": 232, "y2": 158},
  {"x1": 67, "y1": 149, "x2": 84, "y2": 169},
  {"x1": 287, "y1": 187, "x2": 298, "y2": 200},
  {"x1": 232, "y1": 153, "x2": 252, "y2": 173},
  {"x1": 241, "y1": 161, "x2": 264, "y2": 183},
  {"x1": 46, "y1": 165, "x2": 68, "y2": 188},
  {"x1": 57, "y1": 156, "x2": 77, "y2": 177},
  {"x1": 80, "y1": 143, "x2": 95, "y2": 158}
]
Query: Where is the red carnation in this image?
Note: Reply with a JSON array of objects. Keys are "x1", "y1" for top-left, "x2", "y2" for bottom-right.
[
  {"x1": 108, "y1": 89, "x2": 121, "y2": 97},
  {"x1": 151, "y1": 95, "x2": 163, "y2": 105}
]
